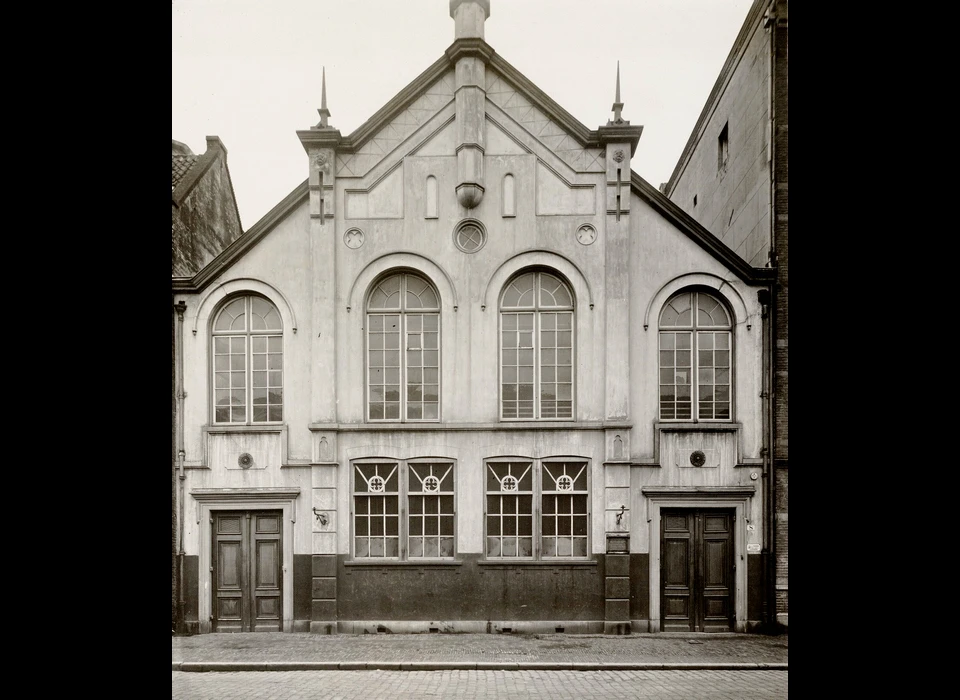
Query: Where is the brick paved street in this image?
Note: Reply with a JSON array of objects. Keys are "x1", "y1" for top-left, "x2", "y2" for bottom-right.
[{"x1": 172, "y1": 669, "x2": 788, "y2": 699}]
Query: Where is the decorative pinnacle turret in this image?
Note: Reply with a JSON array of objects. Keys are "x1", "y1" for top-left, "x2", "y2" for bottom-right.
[
  {"x1": 317, "y1": 67, "x2": 331, "y2": 128},
  {"x1": 609, "y1": 61, "x2": 627, "y2": 125}
]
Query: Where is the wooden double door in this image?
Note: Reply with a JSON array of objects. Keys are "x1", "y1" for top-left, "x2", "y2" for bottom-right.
[
  {"x1": 212, "y1": 510, "x2": 282, "y2": 632},
  {"x1": 661, "y1": 509, "x2": 734, "y2": 632}
]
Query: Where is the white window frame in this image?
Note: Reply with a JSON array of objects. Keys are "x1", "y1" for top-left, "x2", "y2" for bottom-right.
[
  {"x1": 211, "y1": 294, "x2": 283, "y2": 425},
  {"x1": 351, "y1": 458, "x2": 457, "y2": 561},
  {"x1": 483, "y1": 457, "x2": 590, "y2": 561},
  {"x1": 658, "y1": 290, "x2": 734, "y2": 422},
  {"x1": 498, "y1": 270, "x2": 575, "y2": 421},
  {"x1": 365, "y1": 272, "x2": 441, "y2": 422}
]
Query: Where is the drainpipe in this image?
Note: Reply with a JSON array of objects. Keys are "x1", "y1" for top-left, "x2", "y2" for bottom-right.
[
  {"x1": 757, "y1": 288, "x2": 773, "y2": 631},
  {"x1": 174, "y1": 301, "x2": 187, "y2": 634}
]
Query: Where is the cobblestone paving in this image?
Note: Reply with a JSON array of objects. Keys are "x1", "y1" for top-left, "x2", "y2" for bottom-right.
[
  {"x1": 172, "y1": 669, "x2": 788, "y2": 699},
  {"x1": 172, "y1": 633, "x2": 788, "y2": 665}
]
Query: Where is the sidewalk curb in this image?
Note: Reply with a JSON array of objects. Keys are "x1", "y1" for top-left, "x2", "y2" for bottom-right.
[{"x1": 173, "y1": 661, "x2": 788, "y2": 672}]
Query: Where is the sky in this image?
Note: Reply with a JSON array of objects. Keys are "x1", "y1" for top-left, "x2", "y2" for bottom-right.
[{"x1": 172, "y1": 0, "x2": 756, "y2": 232}]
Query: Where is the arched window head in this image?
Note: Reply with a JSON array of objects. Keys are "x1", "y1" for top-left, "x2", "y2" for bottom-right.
[
  {"x1": 366, "y1": 272, "x2": 440, "y2": 421},
  {"x1": 212, "y1": 295, "x2": 283, "y2": 424},
  {"x1": 659, "y1": 290, "x2": 732, "y2": 421},
  {"x1": 500, "y1": 270, "x2": 574, "y2": 420}
]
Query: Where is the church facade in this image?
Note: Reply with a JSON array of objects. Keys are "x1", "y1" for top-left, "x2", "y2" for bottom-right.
[{"x1": 172, "y1": 0, "x2": 777, "y2": 635}]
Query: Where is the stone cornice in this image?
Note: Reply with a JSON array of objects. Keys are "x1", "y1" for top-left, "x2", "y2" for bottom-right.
[
  {"x1": 172, "y1": 180, "x2": 309, "y2": 294},
  {"x1": 191, "y1": 487, "x2": 302, "y2": 502},
  {"x1": 309, "y1": 421, "x2": 633, "y2": 432},
  {"x1": 296, "y1": 127, "x2": 343, "y2": 153},
  {"x1": 641, "y1": 486, "x2": 756, "y2": 497},
  {"x1": 444, "y1": 36, "x2": 496, "y2": 64},
  {"x1": 597, "y1": 123, "x2": 645, "y2": 157},
  {"x1": 629, "y1": 172, "x2": 775, "y2": 286}
]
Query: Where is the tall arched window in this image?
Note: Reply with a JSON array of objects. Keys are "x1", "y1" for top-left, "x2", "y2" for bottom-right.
[
  {"x1": 367, "y1": 272, "x2": 440, "y2": 421},
  {"x1": 212, "y1": 295, "x2": 283, "y2": 424},
  {"x1": 659, "y1": 290, "x2": 732, "y2": 421},
  {"x1": 500, "y1": 270, "x2": 574, "y2": 420}
]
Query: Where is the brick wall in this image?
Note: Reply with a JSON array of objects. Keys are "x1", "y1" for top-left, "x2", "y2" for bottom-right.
[{"x1": 771, "y1": 4, "x2": 788, "y2": 623}]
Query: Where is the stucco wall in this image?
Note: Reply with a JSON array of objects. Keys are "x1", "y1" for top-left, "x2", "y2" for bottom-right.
[{"x1": 667, "y1": 15, "x2": 772, "y2": 269}]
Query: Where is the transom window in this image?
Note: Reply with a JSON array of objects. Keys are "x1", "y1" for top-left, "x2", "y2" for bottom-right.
[
  {"x1": 500, "y1": 271, "x2": 574, "y2": 419},
  {"x1": 366, "y1": 272, "x2": 440, "y2": 421},
  {"x1": 485, "y1": 459, "x2": 589, "y2": 559},
  {"x1": 212, "y1": 295, "x2": 283, "y2": 423},
  {"x1": 659, "y1": 290, "x2": 732, "y2": 421},
  {"x1": 353, "y1": 460, "x2": 455, "y2": 560}
]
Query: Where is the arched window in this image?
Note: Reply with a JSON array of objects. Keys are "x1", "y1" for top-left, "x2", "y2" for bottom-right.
[
  {"x1": 367, "y1": 272, "x2": 440, "y2": 421},
  {"x1": 659, "y1": 290, "x2": 732, "y2": 421},
  {"x1": 500, "y1": 270, "x2": 574, "y2": 419},
  {"x1": 212, "y1": 295, "x2": 283, "y2": 424}
]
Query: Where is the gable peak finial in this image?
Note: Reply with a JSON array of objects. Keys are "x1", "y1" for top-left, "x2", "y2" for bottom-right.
[
  {"x1": 450, "y1": 0, "x2": 490, "y2": 40},
  {"x1": 317, "y1": 67, "x2": 332, "y2": 128},
  {"x1": 609, "y1": 61, "x2": 627, "y2": 125}
]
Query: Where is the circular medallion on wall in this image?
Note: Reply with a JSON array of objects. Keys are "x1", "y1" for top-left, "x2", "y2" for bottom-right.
[
  {"x1": 689, "y1": 450, "x2": 706, "y2": 467},
  {"x1": 576, "y1": 224, "x2": 597, "y2": 245},
  {"x1": 238, "y1": 452, "x2": 254, "y2": 469},
  {"x1": 344, "y1": 227, "x2": 365, "y2": 249},
  {"x1": 454, "y1": 218, "x2": 486, "y2": 253}
]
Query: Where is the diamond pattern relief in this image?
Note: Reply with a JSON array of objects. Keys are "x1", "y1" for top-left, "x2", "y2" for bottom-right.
[
  {"x1": 486, "y1": 71, "x2": 604, "y2": 173},
  {"x1": 337, "y1": 71, "x2": 456, "y2": 178}
]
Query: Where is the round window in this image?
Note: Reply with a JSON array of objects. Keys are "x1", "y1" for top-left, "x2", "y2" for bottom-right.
[{"x1": 454, "y1": 219, "x2": 486, "y2": 253}]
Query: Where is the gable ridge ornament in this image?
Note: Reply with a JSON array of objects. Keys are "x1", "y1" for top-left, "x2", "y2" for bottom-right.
[
  {"x1": 608, "y1": 61, "x2": 629, "y2": 126},
  {"x1": 316, "y1": 66, "x2": 332, "y2": 128}
]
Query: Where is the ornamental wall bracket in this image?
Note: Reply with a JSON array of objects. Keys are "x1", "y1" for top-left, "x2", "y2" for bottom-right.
[{"x1": 312, "y1": 508, "x2": 328, "y2": 526}]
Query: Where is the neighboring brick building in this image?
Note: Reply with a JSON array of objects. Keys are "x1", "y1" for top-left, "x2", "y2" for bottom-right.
[
  {"x1": 172, "y1": 136, "x2": 243, "y2": 632},
  {"x1": 663, "y1": 0, "x2": 787, "y2": 629},
  {"x1": 172, "y1": 1, "x2": 777, "y2": 636}
]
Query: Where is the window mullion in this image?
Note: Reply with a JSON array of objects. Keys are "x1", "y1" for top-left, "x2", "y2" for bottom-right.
[
  {"x1": 399, "y1": 462, "x2": 407, "y2": 560},
  {"x1": 534, "y1": 311, "x2": 540, "y2": 420},
  {"x1": 533, "y1": 460, "x2": 541, "y2": 560},
  {"x1": 400, "y1": 313, "x2": 407, "y2": 422},
  {"x1": 246, "y1": 299, "x2": 253, "y2": 424}
]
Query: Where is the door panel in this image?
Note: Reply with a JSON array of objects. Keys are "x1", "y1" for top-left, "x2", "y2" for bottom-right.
[
  {"x1": 661, "y1": 509, "x2": 733, "y2": 632},
  {"x1": 212, "y1": 511, "x2": 282, "y2": 632},
  {"x1": 251, "y1": 515, "x2": 282, "y2": 631},
  {"x1": 661, "y1": 515, "x2": 694, "y2": 631}
]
